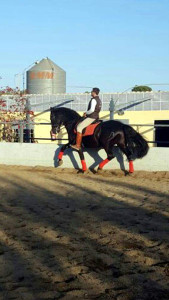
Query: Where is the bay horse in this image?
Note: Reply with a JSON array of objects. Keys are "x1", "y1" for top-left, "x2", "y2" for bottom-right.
[{"x1": 50, "y1": 107, "x2": 149, "y2": 173}]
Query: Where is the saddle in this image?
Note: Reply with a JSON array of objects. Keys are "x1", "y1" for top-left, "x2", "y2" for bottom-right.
[{"x1": 74, "y1": 118, "x2": 102, "y2": 137}]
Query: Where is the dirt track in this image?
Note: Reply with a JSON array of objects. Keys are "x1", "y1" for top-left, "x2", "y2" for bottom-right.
[{"x1": 0, "y1": 165, "x2": 169, "y2": 300}]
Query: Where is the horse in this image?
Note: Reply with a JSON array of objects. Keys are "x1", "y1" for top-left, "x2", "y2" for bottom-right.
[{"x1": 50, "y1": 107, "x2": 149, "y2": 173}]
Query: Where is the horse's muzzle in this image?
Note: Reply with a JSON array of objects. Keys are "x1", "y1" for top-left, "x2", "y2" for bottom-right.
[{"x1": 50, "y1": 130, "x2": 57, "y2": 141}]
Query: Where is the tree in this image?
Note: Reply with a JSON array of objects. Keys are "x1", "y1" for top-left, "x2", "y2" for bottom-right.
[
  {"x1": 0, "y1": 87, "x2": 34, "y2": 142},
  {"x1": 132, "y1": 85, "x2": 152, "y2": 92}
]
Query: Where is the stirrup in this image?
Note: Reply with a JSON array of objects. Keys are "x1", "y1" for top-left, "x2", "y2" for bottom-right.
[{"x1": 70, "y1": 144, "x2": 81, "y2": 151}]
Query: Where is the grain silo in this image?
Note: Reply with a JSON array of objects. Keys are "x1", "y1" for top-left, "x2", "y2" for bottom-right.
[{"x1": 26, "y1": 57, "x2": 66, "y2": 94}]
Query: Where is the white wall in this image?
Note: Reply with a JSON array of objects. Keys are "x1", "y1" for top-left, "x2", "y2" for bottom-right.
[{"x1": 0, "y1": 143, "x2": 169, "y2": 171}]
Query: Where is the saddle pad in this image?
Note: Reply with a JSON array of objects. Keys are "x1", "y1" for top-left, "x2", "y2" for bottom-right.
[{"x1": 83, "y1": 123, "x2": 100, "y2": 136}]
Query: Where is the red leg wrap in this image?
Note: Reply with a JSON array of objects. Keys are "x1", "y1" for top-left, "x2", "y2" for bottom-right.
[
  {"x1": 99, "y1": 158, "x2": 110, "y2": 169},
  {"x1": 81, "y1": 160, "x2": 87, "y2": 171},
  {"x1": 58, "y1": 151, "x2": 64, "y2": 160},
  {"x1": 129, "y1": 161, "x2": 134, "y2": 173}
]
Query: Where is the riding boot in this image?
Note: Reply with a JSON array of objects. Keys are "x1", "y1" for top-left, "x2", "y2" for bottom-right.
[{"x1": 71, "y1": 132, "x2": 83, "y2": 150}]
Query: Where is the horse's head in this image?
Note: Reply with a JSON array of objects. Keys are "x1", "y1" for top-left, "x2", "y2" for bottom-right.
[
  {"x1": 50, "y1": 107, "x2": 62, "y2": 140},
  {"x1": 50, "y1": 106, "x2": 80, "y2": 140}
]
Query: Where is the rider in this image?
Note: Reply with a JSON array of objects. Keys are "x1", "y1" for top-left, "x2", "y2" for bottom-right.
[{"x1": 71, "y1": 87, "x2": 102, "y2": 150}]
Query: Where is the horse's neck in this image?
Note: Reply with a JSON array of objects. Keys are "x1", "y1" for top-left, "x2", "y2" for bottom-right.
[{"x1": 64, "y1": 116, "x2": 80, "y2": 134}]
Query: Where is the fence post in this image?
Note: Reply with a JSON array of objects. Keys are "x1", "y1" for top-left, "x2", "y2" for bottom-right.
[
  {"x1": 19, "y1": 121, "x2": 24, "y2": 143},
  {"x1": 25, "y1": 98, "x2": 31, "y2": 143},
  {"x1": 109, "y1": 98, "x2": 115, "y2": 120}
]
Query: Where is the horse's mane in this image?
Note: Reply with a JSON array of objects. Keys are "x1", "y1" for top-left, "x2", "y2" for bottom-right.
[{"x1": 52, "y1": 107, "x2": 81, "y2": 120}]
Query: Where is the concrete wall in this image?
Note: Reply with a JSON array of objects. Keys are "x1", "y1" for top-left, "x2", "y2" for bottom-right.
[{"x1": 0, "y1": 143, "x2": 169, "y2": 171}]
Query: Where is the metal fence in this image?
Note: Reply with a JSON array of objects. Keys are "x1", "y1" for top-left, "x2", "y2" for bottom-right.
[
  {"x1": 0, "y1": 121, "x2": 169, "y2": 145},
  {"x1": 1, "y1": 91, "x2": 169, "y2": 112}
]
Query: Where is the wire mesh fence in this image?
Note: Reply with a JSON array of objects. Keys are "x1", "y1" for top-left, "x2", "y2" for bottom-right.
[
  {"x1": 1, "y1": 91, "x2": 169, "y2": 112},
  {"x1": 29, "y1": 92, "x2": 169, "y2": 112}
]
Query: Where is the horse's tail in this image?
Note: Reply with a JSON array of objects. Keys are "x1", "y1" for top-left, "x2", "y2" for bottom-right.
[{"x1": 123, "y1": 125, "x2": 149, "y2": 160}]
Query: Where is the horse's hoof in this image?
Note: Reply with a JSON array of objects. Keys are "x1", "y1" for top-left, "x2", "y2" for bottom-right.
[
  {"x1": 127, "y1": 171, "x2": 134, "y2": 176},
  {"x1": 97, "y1": 167, "x2": 103, "y2": 174},
  {"x1": 58, "y1": 160, "x2": 63, "y2": 166},
  {"x1": 77, "y1": 169, "x2": 88, "y2": 174}
]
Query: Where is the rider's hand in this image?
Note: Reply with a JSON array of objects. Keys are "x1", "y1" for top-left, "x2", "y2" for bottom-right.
[{"x1": 83, "y1": 113, "x2": 86, "y2": 117}]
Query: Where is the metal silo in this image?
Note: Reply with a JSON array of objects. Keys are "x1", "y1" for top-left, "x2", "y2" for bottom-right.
[{"x1": 26, "y1": 57, "x2": 66, "y2": 94}]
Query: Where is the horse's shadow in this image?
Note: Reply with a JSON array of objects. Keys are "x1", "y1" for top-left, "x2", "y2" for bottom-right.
[
  {"x1": 84, "y1": 147, "x2": 126, "y2": 171},
  {"x1": 53, "y1": 146, "x2": 79, "y2": 169},
  {"x1": 53, "y1": 145, "x2": 126, "y2": 171}
]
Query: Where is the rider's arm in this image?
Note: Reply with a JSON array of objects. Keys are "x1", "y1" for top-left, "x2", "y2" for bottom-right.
[{"x1": 86, "y1": 99, "x2": 97, "y2": 116}]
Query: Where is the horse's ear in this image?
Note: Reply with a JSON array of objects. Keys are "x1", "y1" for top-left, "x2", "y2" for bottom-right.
[{"x1": 50, "y1": 106, "x2": 53, "y2": 112}]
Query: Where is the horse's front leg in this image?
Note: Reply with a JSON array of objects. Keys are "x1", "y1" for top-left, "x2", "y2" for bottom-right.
[
  {"x1": 78, "y1": 149, "x2": 87, "y2": 172},
  {"x1": 58, "y1": 143, "x2": 70, "y2": 166}
]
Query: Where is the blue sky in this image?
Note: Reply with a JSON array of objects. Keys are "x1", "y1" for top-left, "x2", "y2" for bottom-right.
[{"x1": 0, "y1": 0, "x2": 169, "y2": 92}]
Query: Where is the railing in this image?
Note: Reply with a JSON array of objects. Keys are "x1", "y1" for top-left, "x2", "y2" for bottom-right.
[{"x1": 0, "y1": 121, "x2": 169, "y2": 145}]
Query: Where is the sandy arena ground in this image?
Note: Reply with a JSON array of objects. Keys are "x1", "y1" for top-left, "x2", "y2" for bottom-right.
[{"x1": 0, "y1": 165, "x2": 169, "y2": 300}]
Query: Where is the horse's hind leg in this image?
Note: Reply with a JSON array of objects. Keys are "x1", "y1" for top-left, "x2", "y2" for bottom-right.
[
  {"x1": 58, "y1": 143, "x2": 70, "y2": 166},
  {"x1": 98, "y1": 134, "x2": 127, "y2": 172},
  {"x1": 118, "y1": 143, "x2": 134, "y2": 173},
  {"x1": 98, "y1": 138, "x2": 117, "y2": 171},
  {"x1": 98, "y1": 152, "x2": 114, "y2": 171}
]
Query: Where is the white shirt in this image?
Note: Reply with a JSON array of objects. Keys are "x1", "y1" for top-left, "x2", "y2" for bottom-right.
[{"x1": 86, "y1": 99, "x2": 97, "y2": 116}]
